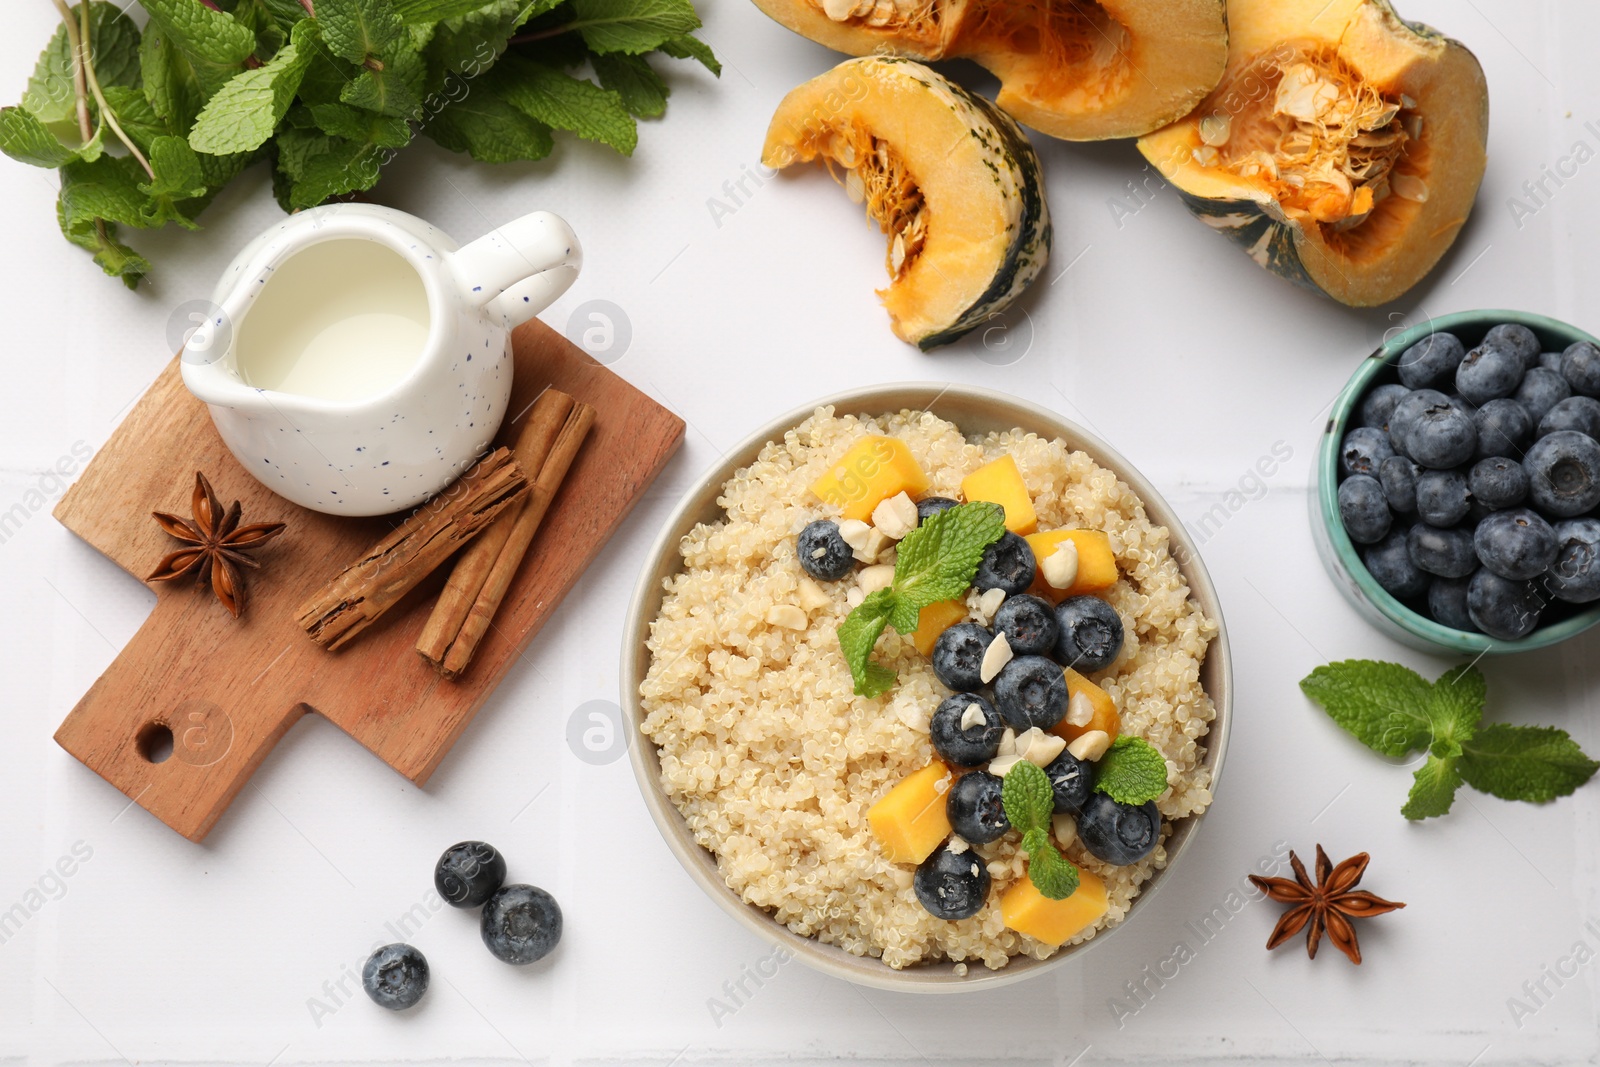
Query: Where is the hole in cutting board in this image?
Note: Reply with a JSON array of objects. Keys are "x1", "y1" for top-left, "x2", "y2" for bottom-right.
[{"x1": 136, "y1": 722, "x2": 174, "y2": 764}]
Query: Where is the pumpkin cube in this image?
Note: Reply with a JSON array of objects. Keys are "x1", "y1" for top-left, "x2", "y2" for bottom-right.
[
  {"x1": 868, "y1": 761, "x2": 953, "y2": 865},
  {"x1": 1050, "y1": 669, "x2": 1121, "y2": 744},
  {"x1": 1001, "y1": 868, "x2": 1108, "y2": 946},
  {"x1": 810, "y1": 436, "x2": 931, "y2": 522},
  {"x1": 911, "y1": 598, "x2": 969, "y2": 656},
  {"x1": 1025, "y1": 529, "x2": 1118, "y2": 602},
  {"x1": 960, "y1": 455, "x2": 1037, "y2": 534}
]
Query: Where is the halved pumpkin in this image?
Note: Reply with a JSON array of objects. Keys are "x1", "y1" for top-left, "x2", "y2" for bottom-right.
[
  {"x1": 762, "y1": 58, "x2": 1051, "y2": 349},
  {"x1": 749, "y1": 0, "x2": 1230, "y2": 141},
  {"x1": 1136, "y1": 0, "x2": 1488, "y2": 306}
]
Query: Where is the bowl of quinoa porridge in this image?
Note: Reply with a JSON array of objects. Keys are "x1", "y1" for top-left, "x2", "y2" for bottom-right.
[{"x1": 622, "y1": 383, "x2": 1231, "y2": 991}]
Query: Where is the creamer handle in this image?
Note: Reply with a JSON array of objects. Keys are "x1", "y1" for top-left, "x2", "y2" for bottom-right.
[{"x1": 448, "y1": 211, "x2": 582, "y2": 328}]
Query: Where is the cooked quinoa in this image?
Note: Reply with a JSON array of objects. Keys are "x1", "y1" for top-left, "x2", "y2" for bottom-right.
[{"x1": 639, "y1": 407, "x2": 1218, "y2": 970}]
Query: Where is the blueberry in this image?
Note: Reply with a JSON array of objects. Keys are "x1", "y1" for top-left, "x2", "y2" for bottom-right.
[
  {"x1": 1043, "y1": 749, "x2": 1093, "y2": 815},
  {"x1": 1474, "y1": 508, "x2": 1558, "y2": 581},
  {"x1": 1414, "y1": 468, "x2": 1471, "y2": 527},
  {"x1": 1378, "y1": 455, "x2": 1420, "y2": 513},
  {"x1": 1362, "y1": 528, "x2": 1429, "y2": 599},
  {"x1": 362, "y1": 944, "x2": 429, "y2": 1011},
  {"x1": 1337, "y1": 474, "x2": 1391, "y2": 544},
  {"x1": 931, "y1": 622, "x2": 992, "y2": 692},
  {"x1": 1388, "y1": 389, "x2": 1450, "y2": 456},
  {"x1": 1340, "y1": 427, "x2": 1396, "y2": 477},
  {"x1": 481, "y1": 884, "x2": 563, "y2": 964},
  {"x1": 1407, "y1": 524, "x2": 1477, "y2": 578},
  {"x1": 1407, "y1": 396, "x2": 1477, "y2": 469},
  {"x1": 1359, "y1": 383, "x2": 1411, "y2": 433},
  {"x1": 914, "y1": 842, "x2": 990, "y2": 920},
  {"x1": 973, "y1": 532, "x2": 1036, "y2": 597},
  {"x1": 434, "y1": 841, "x2": 507, "y2": 908},
  {"x1": 1468, "y1": 457, "x2": 1528, "y2": 510},
  {"x1": 993, "y1": 594, "x2": 1058, "y2": 656},
  {"x1": 1397, "y1": 332, "x2": 1465, "y2": 390},
  {"x1": 993, "y1": 655, "x2": 1070, "y2": 730},
  {"x1": 1472, "y1": 398, "x2": 1533, "y2": 460},
  {"x1": 916, "y1": 496, "x2": 959, "y2": 525},
  {"x1": 945, "y1": 771, "x2": 1010, "y2": 844},
  {"x1": 1427, "y1": 575, "x2": 1479, "y2": 632},
  {"x1": 1525, "y1": 431, "x2": 1600, "y2": 517},
  {"x1": 1561, "y1": 340, "x2": 1600, "y2": 397},
  {"x1": 1483, "y1": 323, "x2": 1541, "y2": 371},
  {"x1": 1077, "y1": 794, "x2": 1161, "y2": 867},
  {"x1": 1467, "y1": 569, "x2": 1544, "y2": 640},
  {"x1": 1536, "y1": 396, "x2": 1600, "y2": 440},
  {"x1": 1549, "y1": 518, "x2": 1600, "y2": 604},
  {"x1": 1541, "y1": 350, "x2": 1567, "y2": 372},
  {"x1": 1515, "y1": 367, "x2": 1572, "y2": 424},
  {"x1": 928, "y1": 693, "x2": 1004, "y2": 768},
  {"x1": 1457, "y1": 342, "x2": 1525, "y2": 406},
  {"x1": 797, "y1": 520, "x2": 854, "y2": 581},
  {"x1": 1053, "y1": 596, "x2": 1124, "y2": 672}
]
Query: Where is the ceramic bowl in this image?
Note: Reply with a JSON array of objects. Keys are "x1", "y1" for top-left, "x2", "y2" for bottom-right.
[
  {"x1": 619, "y1": 383, "x2": 1233, "y2": 992},
  {"x1": 1311, "y1": 309, "x2": 1600, "y2": 656}
]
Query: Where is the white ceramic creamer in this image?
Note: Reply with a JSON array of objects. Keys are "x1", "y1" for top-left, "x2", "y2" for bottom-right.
[{"x1": 181, "y1": 204, "x2": 581, "y2": 516}]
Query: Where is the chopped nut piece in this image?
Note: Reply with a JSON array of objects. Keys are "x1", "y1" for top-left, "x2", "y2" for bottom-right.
[
  {"x1": 975, "y1": 587, "x2": 1006, "y2": 625},
  {"x1": 1041, "y1": 539, "x2": 1080, "y2": 589},
  {"x1": 857, "y1": 527, "x2": 893, "y2": 563},
  {"x1": 871, "y1": 492, "x2": 918, "y2": 540},
  {"x1": 1023, "y1": 730, "x2": 1067, "y2": 767},
  {"x1": 987, "y1": 753, "x2": 1023, "y2": 778},
  {"x1": 1052, "y1": 813, "x2": 1077, "y2": 850},
  {"x1": 765, "y1": 605, "x2": 808, "y2": 630},
  {"x1": 858, "y1": 563, "x2": 896, "y2": 596},
  {"x1": 959, "y1": 704, "x2": 988, "y2": 732},
  {"x1": 797, "y1": 578, "x2": 832, "y2": 612},
  {"x1": 979, "y1": 631, "x2": 1013, "y2": 684},
  {"x1": 837, "y1": 518, "x2": 872, "y2": 553},
  {"x1": 1065, "y1": 691, "x2": 1096, "y2": 728},
  {"x1": 995, "y1": 728, "x2": 1017, "y2": 758},
  {"x1": 846, "y1": 587, "x2": 865, "y2": 608},
  {"x1": 1067, "y1": 729, "x2": 1112, "y2": 762},
  {"x1": 947, "y1": 835, "x2": 970, "y2": 854}
]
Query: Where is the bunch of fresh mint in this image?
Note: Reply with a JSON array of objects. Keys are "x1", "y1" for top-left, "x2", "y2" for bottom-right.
[
  {"x1": 836, "y1": 501, "x2": 1005, "y2": 697},
  {"x1": 0, "y1": 0, "x2": 717, "y2": 287},
  {"x1": 1301, "y1": 660, "x2": 1598, "y2": 820},
  {"x1": 1000, "y1": 740, "x2": 1167, "y2": 900}
]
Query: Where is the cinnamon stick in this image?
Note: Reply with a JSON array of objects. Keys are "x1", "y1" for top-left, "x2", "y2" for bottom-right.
[
  {"x1": 416, "y1": 390, "x2": 575, "y2": 665},
  {"x1": 418, "y1": 391, "x2": 595, "y2": 677},
  {"x1": 297, "y1": 448, "x2": 529, "y2": 650}
]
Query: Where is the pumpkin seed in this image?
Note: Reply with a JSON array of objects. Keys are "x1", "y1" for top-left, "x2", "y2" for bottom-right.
[
  {"x1": 890, "y1": 232, "x2": 907, "y2": 275},
  {"x1": 1191, "y1": 145, "x2": 1220, "y2": 167},
  {"x1": 821, "y1": 0, "x2": 855, "y2": 20},
  {"x1": 1198, "y1": 113, "x2": 1231, "y2": 147},
  {"x1": 845, "y1": 169, "x2": 865, "y2": 203},
  {"x1": 1391, "y1": 173, "x2": 1429, "y2": 202}
]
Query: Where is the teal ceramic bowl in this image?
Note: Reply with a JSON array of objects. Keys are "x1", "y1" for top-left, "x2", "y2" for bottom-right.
[{"x1": 1313, "y1": 309, "x2": 1600, "y2": 655}]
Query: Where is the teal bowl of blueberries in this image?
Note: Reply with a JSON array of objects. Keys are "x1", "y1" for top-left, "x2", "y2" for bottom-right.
[{"x1": 1313, "y1": 309, "x2": 1600, "y2": 654}]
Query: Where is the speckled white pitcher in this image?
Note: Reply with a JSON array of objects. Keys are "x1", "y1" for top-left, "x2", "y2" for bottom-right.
[{"x1": 181, "y1": 203, "x2": 581, "y2": 517}]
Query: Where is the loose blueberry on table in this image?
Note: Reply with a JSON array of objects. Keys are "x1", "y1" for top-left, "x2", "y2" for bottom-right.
[
  {"x1": 1335, "y1": 324, "x2": 1600, "y2": 639},
  {"x1": 481, "y1": 884, "x2": 564, "y2": 964},
  {"x1": 362, "y1": 943, "x2": 429, "y2": 1011},
  {"x1": 434, "y1": 840, "x2": 508, "y2": 908}
]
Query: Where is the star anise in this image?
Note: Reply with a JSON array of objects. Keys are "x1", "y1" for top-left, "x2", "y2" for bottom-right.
[
  {"x1": 1248, "y1": 845, "x2": 1405, "y2": 965},
  {"x1": 146, "y1": 472, "x2": 286, "y2": 617}
]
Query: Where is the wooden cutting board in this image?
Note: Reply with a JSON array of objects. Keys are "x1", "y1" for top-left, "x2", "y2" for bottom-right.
[{"x1": 53, "y1": 319, "x2": 683, "y2": 841}]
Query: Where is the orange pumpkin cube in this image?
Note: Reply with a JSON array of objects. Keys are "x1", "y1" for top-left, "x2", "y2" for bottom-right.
[
  {"x1": 960, "y1": 455, "x2": 1037, "y2": 534},
  {"x1": 1049, "y1": 669, "x2": 1121, "y2": 743},
  {"x1": 1025, "y1": 529, "x2": 1118, "y2": 602},
  {"x1": 910, "y1": 598, "x2": 968, "y2": 656},
  {"x1": 868, "y1": 762, "x2": 953, "y2": 865}
]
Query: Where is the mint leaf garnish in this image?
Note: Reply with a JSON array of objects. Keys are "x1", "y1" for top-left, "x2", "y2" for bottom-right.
[
  {"x1": 836, "y1": 588, "x2": 897, "y2": 698},
  {"x1": 1402, "y1": 754, "x2": 1463, "y2": 820},
  {"x1": 317, "y1": 0, "x2": 404, "y2": 63},
  {"x1": 1302, "y1": 658, "x2": 1598, "y2": 820},
  {"x1": 893, "y1": 500, "x2": 1005, "y2": 611},
  {"x1": 141, "y1": 0, "x2": 259, "y2": 98},
  {"x1": 0, "y1": 107, "x2": 81, "y2": 168},
  {"x1": 190, "y1": 19, "x2": 317, "y2": 154},
  {"x1": 834, "y1": 500, "x2": 1005, "y2": 697},
  {"x1": 592, "y1": 52, "x2": 669, "y2": 117},
  {"x1": 421, "y1": 91, "x2": 554, "y2": 163},
  {"x1": 492, "y1": 56, "x2": 637, "y2": 155},
  {"x1": 1093, "y1": 736, "x2": 1167, "y2": 805},
  {"x1": 566, "y1": 0, "x2": 702, "y2": 55},
  {"x1": 1001, "y1": 760, "x2": 1054, "y2": 835},
  {"x1": 1299, "y1": 659, "x2": 1436, "y2": 757},
  {"x1": 1021, "y1": 827, "x2": 1081, "y2": 900},
  {"x1": 1459, "y1": 724, "x2": 1600, "y2": 804}
]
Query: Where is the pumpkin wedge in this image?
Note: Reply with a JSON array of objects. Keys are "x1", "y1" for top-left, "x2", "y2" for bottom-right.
[
  {"x1": 1137, "y1": 0, "x2": 1488, "y2": 306},
  {"x1": 762, "y1": 58, "x2": 1051, "y2": 349},
  {"x1": 750, "y1": 0, "x2": 1230, "y2": 141}
]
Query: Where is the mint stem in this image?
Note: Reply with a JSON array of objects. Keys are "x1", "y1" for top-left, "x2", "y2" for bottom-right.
[{"x1": 509, "y1": 23, "x2": 575, "y2": 44}]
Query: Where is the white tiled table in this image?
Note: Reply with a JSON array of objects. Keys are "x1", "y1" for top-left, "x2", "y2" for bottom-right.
[{"x1": 3, "y1": 1, "x2": 1598, "y2": 1062}]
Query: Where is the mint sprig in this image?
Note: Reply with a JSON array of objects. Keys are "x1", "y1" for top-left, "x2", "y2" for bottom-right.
[
  {"x1": 2, "y1": 0, "x2": 718, "y2": 287},
  {"x1": 1003, "y1": 761, "x2": 1080, "y2": 900},
  {"x1": 1093, "y1": 736, "x2": 1168, "y2": 805},
  {"x1": 1301, "y1": 660, "x2": 1599, "y2": 820},
  {"x1": 835, "y1": 501, "x2": 1005, "y2": 697}
]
